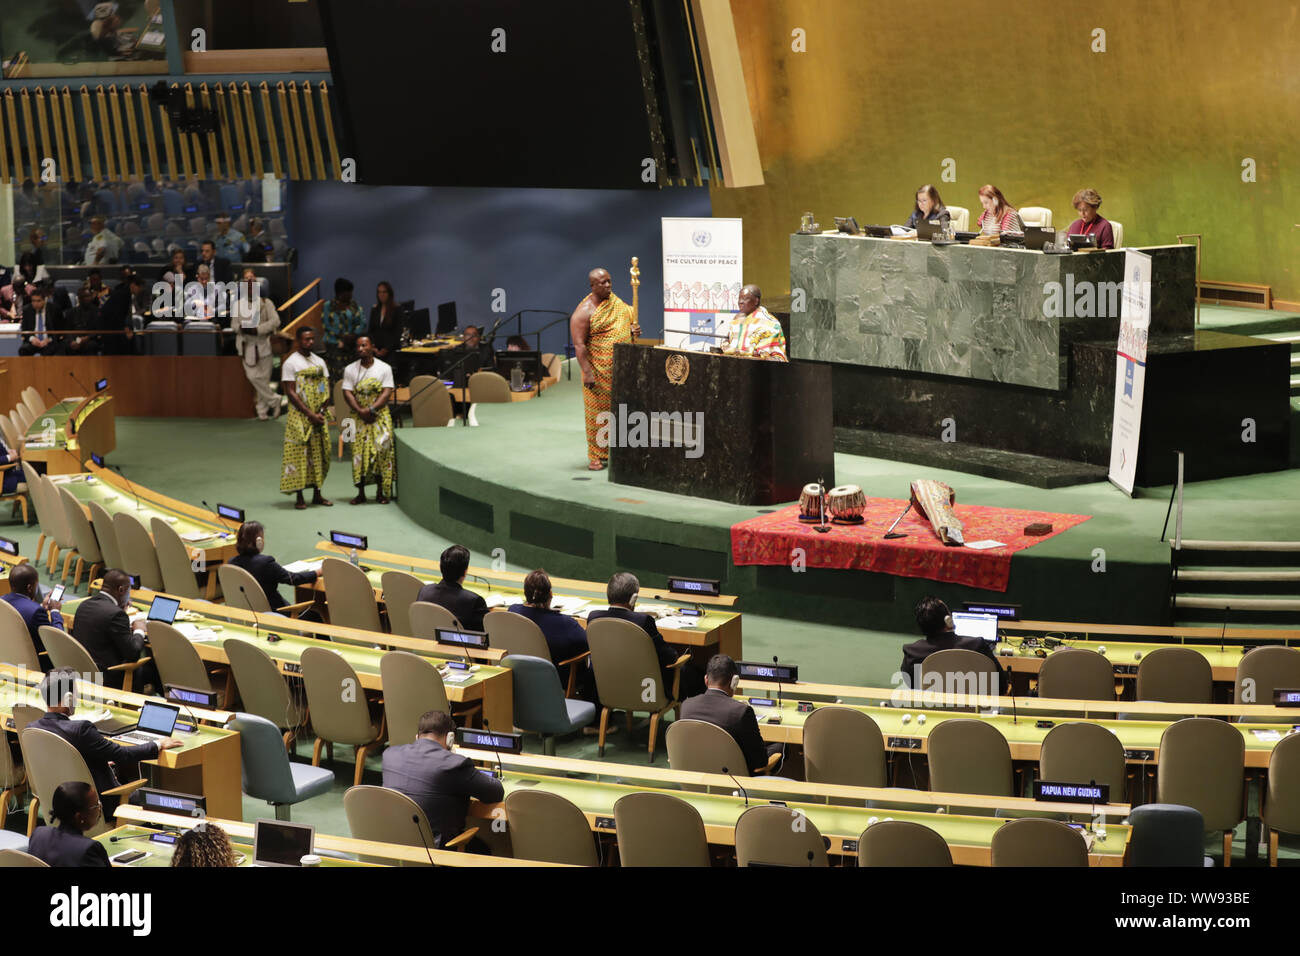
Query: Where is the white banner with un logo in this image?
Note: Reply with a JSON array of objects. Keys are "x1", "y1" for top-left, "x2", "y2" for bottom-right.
[
  {"x1": 661, "y1": 217, "x2": 742, "y2": 351},
  {"x1": 1108, "y1": 248, "x2": 1153, "y2": 497}
]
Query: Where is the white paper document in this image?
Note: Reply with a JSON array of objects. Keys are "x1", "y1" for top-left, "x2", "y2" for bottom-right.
[{"x1": 964, "y1": 540, "x2": 1006, "y2": 550}]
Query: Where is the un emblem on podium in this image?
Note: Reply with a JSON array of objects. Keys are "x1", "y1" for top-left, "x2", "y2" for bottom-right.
[{"x1": 665, "y1": 354, "x2": 690, "y2": 386}]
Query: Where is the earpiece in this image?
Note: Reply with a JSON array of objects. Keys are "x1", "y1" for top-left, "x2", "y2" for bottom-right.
[
  {"x1": 944, "y1": 614, "x2": 954, "y2": 630},
  {"x1": 729, "y1": 674, "x2": 740, "y2": 692},
  {"x1": 62, "y1": 691, "x2": 76, "y2": 710},
  {"x1": 255, "y1": 536, "x2": 265, "y2": 551}
]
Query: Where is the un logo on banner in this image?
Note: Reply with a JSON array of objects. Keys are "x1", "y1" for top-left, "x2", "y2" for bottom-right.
[
  {"x1": 692, "y1": 230, "x2": 711, "y2": 248},
  {"x1": 1123, "y1": 359, "x2": 1134, "y2": 398},
  {"x1": 1132, "y1": 267, "x2": 1140, "y2": 283}
]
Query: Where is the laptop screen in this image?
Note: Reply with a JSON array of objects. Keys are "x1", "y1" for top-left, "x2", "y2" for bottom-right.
[
  {"x1": 951, "y1": 612, "x2": 999, "y2": 643},
  {"x1": 254, "y1": 820, "x2": 314, "y2": 867},
  {"x1": 147, "y1": 595, "x2": 181, "y2": 624},
  {"x1": 137, "y1": 701, "x2": 180, "y2": 736}
]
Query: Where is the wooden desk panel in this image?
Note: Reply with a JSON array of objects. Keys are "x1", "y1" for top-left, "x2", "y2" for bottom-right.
[{"x1": 0, "y1": 357, "x2": 255, "y2": 418}]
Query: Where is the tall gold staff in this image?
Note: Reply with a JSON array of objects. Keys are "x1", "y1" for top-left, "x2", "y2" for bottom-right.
[{"x1": 629, "y1": 256, "x2": 639, "y2": 344}]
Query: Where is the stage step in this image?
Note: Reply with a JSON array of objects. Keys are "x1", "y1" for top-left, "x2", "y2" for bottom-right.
[
  {"x1": 1179, "y1": 539, "x2": 1300, "y2": 551},
  {"x1": 1175, "y1": 595, "x2": 1300, "y2": 612},
  {"x1": 1178, "y1": 568, "x2": 1300, "y2": 582}
]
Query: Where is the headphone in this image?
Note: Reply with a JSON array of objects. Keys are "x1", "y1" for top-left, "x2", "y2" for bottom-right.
[
  {"x1": 944, "y1": 614, "x2": 954, "y2": 631},
  {"x1": 255, "y1": 536, "x2": 265, "y2": 552},
  {"x1": 62, "y1": 691, "x2": 76, "y2": 711},
  {"x1": 729, "y1": 673, "x2": 740, "y2": 692}
]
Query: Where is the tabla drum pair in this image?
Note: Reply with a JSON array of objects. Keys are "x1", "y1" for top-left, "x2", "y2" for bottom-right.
[{"x1": 827, "y1": 484, "x2": 866, "y2": 524}]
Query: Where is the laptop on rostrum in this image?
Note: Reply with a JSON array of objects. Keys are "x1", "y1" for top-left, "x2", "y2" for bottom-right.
[
  {"x1": 916, "y1": 218, "x2": 944, "y2": 241},
  {"x1": 1022, "y1": 226, "x2": 1054, "y2": 250},
  {"x1": 252, "y1": 819, "x2": 316, "y2": 867}
]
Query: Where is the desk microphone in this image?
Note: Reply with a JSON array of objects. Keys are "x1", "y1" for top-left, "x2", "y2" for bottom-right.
[
  {"x1": 68, "y1": 369, "x2": 94, "y2": 396},
  {"x1": 201, "y1": 499, "x2": 236, "y2": 533},
  {"x1": 808, "y1": 850, "x2": 815, "y2": 867},
  {"x1": 721, "y1": 766, "x2": 749, "y2": 807},
  {"x1": 1005, "y1": 667, "x2": 1018, "y2": 725},
  {"x1": 111, "y1": 464, "x2": 142, "y2": 511},
  {"x1": 480, "y1": 718, "x2": 506, "y2": 780},
  {"x1": 238, "y1": 586, "x2": 263, "y2": 643},
  {"x1": 1220, "y1": 605, "x2": 1230, "y2": 655},
  {"x1": 773, "y1": 655, "x2": 783, "y2": 710},
  {"x1": 412, "y1": 813, "x2": 436, "y2": 865},
  {"x1": 46, "y1": 386, "x2": 60, "y2": 407}
]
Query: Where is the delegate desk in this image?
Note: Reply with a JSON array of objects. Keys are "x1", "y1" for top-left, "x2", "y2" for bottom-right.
[
  {"x1": 107, "y1": 806, "x2": 568, "y2": 867},
  {"x1": 98, "y1": 825, "x2": 379, "y2": 868},
  {"x1": 0, "y1": 664, "x2": 242, "y2": 819},
  {"x1": 66, "y1": 588, "x2": 514, "y2": 732},
  {"x1": 21, "y1": 394, "x2": 115, "y2": 475},
  {"x1": 303, "y1": 542, "x2": 744, "y2": 660},
  {"x1": 465, "y1": 760, "x2": 1130, "y2": 866},
  {"x1": 54, "y1": 464, "x2": 236, "y2": 598}
]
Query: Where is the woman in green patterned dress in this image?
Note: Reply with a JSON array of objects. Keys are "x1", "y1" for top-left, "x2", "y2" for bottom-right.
[
  {"x1": 280, "y1": 326, "x2": 334, "y2": 510},
  {"x1": 342, "y1": 335, "x2": 395, "y2": 504}
]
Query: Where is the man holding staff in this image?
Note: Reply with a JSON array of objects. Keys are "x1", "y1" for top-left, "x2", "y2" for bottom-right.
[{"x1": 569, "y1": 265, "x2": 640, "y2": 471}]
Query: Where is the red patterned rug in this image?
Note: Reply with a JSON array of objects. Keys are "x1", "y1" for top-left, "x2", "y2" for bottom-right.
[{"x1": 730, "y1": 498, "x2": 1092, "y2": 591}]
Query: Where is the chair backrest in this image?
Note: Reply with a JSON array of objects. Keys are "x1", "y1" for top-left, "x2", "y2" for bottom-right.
[
  {"x1": 223, "y1": 638, "x2": 298, "y2": 729},
  {"x1": 802, "y1": 706, "x2": 887, "y2": 788},
  {"x1": 409, "y1": 375, "x2": 454, "y2": 427},
  {"x1": 613, "y1": 791, "x2": 710, "y2": 867},
  {"x1": 484, "y1": 611, "x2": 551, "y2": 660},
  {"x1": 919, "y1": 649, "x2": 1002, "y2": 698},
  {"x1": 501, "y1": 654, "x2": 573, "y2": 735},
  {"x1": 301, "y1": 646, "x2": 377, "y2": 745},
  {"x1": 0, "y1": 599, "x2": 42, "y2": 670},
  {"x1": 1036, "y1": 648, "x2": 1116, "y2": 702},
  {"x1": 379, "y1": 650, "x2": 450, "y2": 746},
  {"x1": 21, "y1": 462, "x2": 47, "y2": 526},
  {"x1": 468, "y1": 370, "x2": 511, "y2": 403},
  {"x1": 586, "y1": 616, "x2": 669, "y2": 712},
  {"x1": 11, "y1": 704, "x2": 42, "y2": 734},
  {"x1": 0, "y1": 715, "x2": 20, "y2": 788},
  {"x1": 734, "y1": 805, "x2": 827, "y2": 867},
  {"x1": 409, "y1": 600, "x2": 460, "y2": 636},
  {"x1": 857, "y1": 820, "x2": 953, "y2": 867},
  {"x1": 1265, "y1": 733, "x2": 1300, "y2": 836},
  {"x1": 1235, "y1": 646, "x2": 1300, "y2": 705},
  {"x1": 38, "y1": 477, "x2": 76, "y2": 549},
  {"x1": 146, "y1": 620, "x2": 213, "y2": 691},
  {"x1": 38, "y1": 625, "x2": 99, "y2": 678},
  {"x1": 990, "y1": 818, "x2": 1088, "y2": 866},
  {"x1": 320, "y1": 557, "x2": 381, "y2": 633},
  {"x1": 150, "y1": 517, "x2": 202, "y2": 599},
  {"x1": 379, "y1": 571, "x2": 423, "y2": 637},
  {"x1": 947, "y1": 205, "x2": 970, "y2": 233},
  {"x1": 541, "y1": 353, "x2": 563, "y2": 379},
  {"x1": 344, "y1": 785, "x2": 437, "y2": 851},
  {"x1": 1039, "y1": 721, "x2": 1127, "y2": 796},
  {"x1": 1111, "y1": 221, "x2": 1124, "y2": 249},
  {"x1": 0, "y1": 849, "x2": 48, "y2": 867},
  {"x1": 58, "y1": 487, "x2": 102, "y2": 564},
  {"x1": 23, "y1": 391, "x2": 45, "y2": 420},
  {"x1": 217, "y1": 563, "x2": 272, "y2": 614},
  {"x1": 0, "y1": 415, "x2": 18, "y2": 450},
  {"x1": 1136, "y1": 646, "x2": 1213, "y2": 704},
  {"x1": 228, "y1": 712, "x2": 298, "y2": 804},
  {"x1": 1019, "y1": 206, "x2": 1054, "y2": 228},
  {"x1": 9, "y1": 410, "x2": 27, "y2": 439},
  {"x1": 112, "y1": 511, "x2": 165, "y2": 592},
  {"x1": 927, "y1": 718, "x2": 1013, "y2": 796},
  {"x1": 86, "y1": 501, "x2": 124, "y2": 570},
  {"x1": 1157, "y1": 717, "x2": 1245, "y2": 832},
  {"x1": 19, "y1": 727, "x2": 108, "y2": 834},
  {"x1": 504, "y1": 789, "x2": 599, "y2": 865},
  {"x1": 1127, "y1": 803, "x2": 1206, "y2": 866},
  {"x1": 666, "y1": 718, "x2": 750, "y2": 776},
  {"x1": 15, "y1": 403, "x2": 34, "y2": 431}
]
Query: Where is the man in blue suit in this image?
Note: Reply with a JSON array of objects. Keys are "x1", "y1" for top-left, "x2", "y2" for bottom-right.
[{"x1": 1, "y1": 562, "x2": 63, "y2": 668}]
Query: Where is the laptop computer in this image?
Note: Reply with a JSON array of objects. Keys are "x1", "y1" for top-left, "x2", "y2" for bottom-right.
[
  {"x1": 1023, "y1": 226, "x2": 1054, "y2": 251},
  {"x1": 146, "y1": 594, "x2": 181, "y2": 625},
  {"x1": 951, "y1": 611, "x2": 1000, "y2": 643},
  {"x1": 916, "y1": 218, "x2": 943, "y2": 241},
  {"x1": 862, "y1": 224, "x2": 893, "y2": 238},
  {"x1": 113, "y1": 700, "x2": 180, "y2": 744},
  {"x1": 1068, "y1": 232, "x2": 1097, "y2": 250},
  {"x1": 435, "y1": 301, "x2": 458, "y2": 336},
  {"x1": 253, "y1": 819, "x2": 315, "y2": 867}
]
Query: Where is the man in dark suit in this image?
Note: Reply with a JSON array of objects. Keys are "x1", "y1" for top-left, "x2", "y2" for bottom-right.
[
  {"x1": 20, "y1": 288, "x2": 63, "y2": 355},
  {"x1": 26, "y1": 781, "x2": 111, "y2": 867},
  {"x1": 587, "y1": 571, "x2": 702, "y2": 699},
  {"x1": 0, "y1": 562, "x2": 64, "y2": 667},
  {"x1": 416, "y1": 544, "x2": 488, "y2": 631},
  {"x1": 71, "y1": 568, "x2": 156, "y2": 691},
  {"x1": 381, "y1": 710, "x2": 503, "y2": 852},
  {"x1": 197, "y1": 240, "x2": 233, "y2": 283},
  {"x1": 680, "y1": 654, "x2": 780, "y2": 775},
  {"x1": 899, "y1": 595, "x2": 1005, "y2": 691},
  {"x1": 28, "y1": 668, "x2": 181, "y2": 816}
]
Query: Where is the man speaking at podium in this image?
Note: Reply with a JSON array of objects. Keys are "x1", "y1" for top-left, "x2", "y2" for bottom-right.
[
  {"x1": 721, "y1": 285, "x2": 787, "y2": 361},
  {"x1": 571, "y1": 267, "x2": 640, "y2": 471}
]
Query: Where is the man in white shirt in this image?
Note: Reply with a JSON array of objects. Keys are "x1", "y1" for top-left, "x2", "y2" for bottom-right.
[
  {"x1": 232, "y1": 268, "x2": 281, "y2": 420},
  {"x1": 83, "y1": 217, "x2": 124, "y2": 266},
  {"x1": 342, "y1": 335, "x2": 396, "y2": 504}
]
